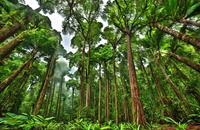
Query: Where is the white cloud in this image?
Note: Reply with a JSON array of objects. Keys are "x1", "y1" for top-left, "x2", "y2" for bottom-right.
[
  {"x1": 40, "y1": 11, "x2": 64, "y2": 32},
  {"x1": 62, "y1": 34, "x2": 77, "y2": 53},
  {"x1": 24, "y1": 0, "x2": 39, "y2": 9},
  {"x1": 24, "y1": 0, "x2": 63, "y2": 32}
]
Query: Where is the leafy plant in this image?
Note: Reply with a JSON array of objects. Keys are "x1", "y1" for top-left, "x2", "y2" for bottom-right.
[
  {"x1": 0, "y1": 113, "x2": 65, "y2": 130},
  {"x1": 162, "y1": 117, "x2": 187, "y2": 130}
]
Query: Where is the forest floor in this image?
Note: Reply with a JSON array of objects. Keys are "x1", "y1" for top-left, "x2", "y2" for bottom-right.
[{"x1": 161, "y1": 123, "x2": 200, "y2": 130}]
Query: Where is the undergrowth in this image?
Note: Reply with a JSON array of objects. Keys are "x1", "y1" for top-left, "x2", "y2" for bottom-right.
[{"x1": 0, "y1": 113, "x2": 198, "y2": 130}]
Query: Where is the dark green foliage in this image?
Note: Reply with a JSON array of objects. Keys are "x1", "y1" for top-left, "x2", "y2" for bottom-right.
[{"x1": 0, "y1": 113, "x2": 65, "y2": 130}]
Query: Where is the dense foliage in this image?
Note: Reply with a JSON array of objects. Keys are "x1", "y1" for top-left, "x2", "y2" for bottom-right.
[{"x1": 0, "y1": 0, "x2": 200, "y2": 129}]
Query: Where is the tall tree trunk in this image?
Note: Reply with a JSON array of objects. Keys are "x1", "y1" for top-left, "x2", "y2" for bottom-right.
[
  {"x1": 0, "y1": 50, "x2": 36, "y2": 92},
  {"x1": 48, "y1": 81, "x2": 56, "y2": 116},
  {"x1": 86, "y1": 43, "x2": 91, "y2": 108},
  {"x1": 11, "y1": 61, "x2": 33, "y2": 113},
  {"x1": 179, "y1": 18, "x2": 200, "y2": 27},
  {"x1": 159, "y1": 64, "x2": 187, "y2": 102},
  {"x1": 104, "y1": 62, "x2": 110, "y2": 122},
  {"x1": 0, "y1": 12, "x2": 33, "y2": 43},
  {"x1": 93, "y1": 88, "x2": 97, "y2": 121},
  {"x1": 44, "y1": 83, "x2": 52, "y2": 116},
  {"x1": 112, "y1": 47, "x2": 119, "y2": 124},
  {"x1": 98, "y1": 64, "x2": 102, "y2": 126},
  {"x1": 72, "y1": 87, "x2": 75, "y2": 111},
  {"x1": 149, "y1": 63, "x2": 173, "y2": 117},
  {"x1": 158, "y1": 63, "x2": 190, "y2": 115},
  {"x1": 45, "y1": 57, "x2": 56, "y2": 116},
  {"x1": 0, "y1": 22, "x2": 22, "y2": 42},
  {"x1": 149, "y1": 64, "x2": 165, "y2": 105},
  {"x1": 79, "y1": 43, "x2": 86, "y2": 113},
  {"x1": 153, "y1": 22, "x2": 200, "y2": 49},
  {"x1": 0, "y1": 32, "x2": 25, "y2": 61},
  {"x1": 125, "y1": 31, "x2": 146, "y2": 125},
  {"x1": 139, "y1": 55, "x2": 156, "y2": 101},
  {"x1": 47, "y1": 80, "x2": 56, "y2": 116},
  {"x1": 33, "y1": 53, "x2": 56, "y2": 115},
  {"x1": 56, "y1": 76, "x2": 64, "y2": 120},
  {"x1": 120, "y1": 76, "x2": 129, "y2": 122},
  {"x1": 169, "y1": 52, "x2": 200, "y2": 73}
]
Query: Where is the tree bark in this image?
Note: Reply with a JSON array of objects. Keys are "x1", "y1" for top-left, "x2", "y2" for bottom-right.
[
  {"x1": 10, "y1": 60, "x2": 33, "y2": 113},
  {"x1": 79, "y1": 42, "x2": 86, "y2": 113},
  {"x1": 153, "y1": 22, "x2": 200, "y2": 49},
  {"x1": 44, "y1": 82, "x2": 52, "y2": 116},
  {"x1": 0, "y1": 50, "x2": 36, "y2": 92},
  {"x1": 72, "y1": 87, "x2": 75, "y2": 111},
  {"x1": 56, "y1": 75, "x2": 64, "y2": 120},
  {"x1": 126, "y1": 31, "x2": 146, "y2": 125},
  {"x1": 98, "y1": 64, "x2": 102, "y2": 126},
  {"x1": 48, "y1": 81, "x2": 56, "y2": 116},
  {"x1": 0, "y1": 22, "x2": 22, "y2": 42},
  {"x1": 0, "y1": 32, "x2": 24, "y2": 61},
  {"x1": 179, "y1": 18, "x2": 200, "y2": 27},
  {"x1": 120, "y1": 76, "x2": 129, "y2": 122},
  {"x1": 112, "y1": 47, "x2": 119, "y2": 124},
  {"x1": 104, "y1": 62, "x2": 110, "y2": 122},
  {"x1": 139, "y1": 55, "x2": 156, "y2": 101},
  {"x1": 158, "y1": 63, "x2": 189, "y2": 104},
  {"x1": 169, "y1": 52, "x2": 200, "y2": 73},
  {"x1": 86, "y1": 43, "x2": 91, "y2": 108},
  {"x1": 33, "y1": 53, "x2": 56, "y2": 115},
  {"x1": 149, "y1": 64, "x2": 165, "y2": 105}
]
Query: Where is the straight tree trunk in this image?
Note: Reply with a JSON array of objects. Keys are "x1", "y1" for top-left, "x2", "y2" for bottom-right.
[
  {"x1": 98, "y1": 64, "x2": 102, "y2": 126},
  {"x1": 93, "y1": 88, "x2": 97, "y2": 121},
  {"x1": 79, "y1": 42, "x2": 86, "y2": 113},
  {"x1": 112, "y1": 48, "x2": 119, "y2": 124},
  {"x1": 153, "y1": 22, "x2": 200, "y2": 49},
  {"x1": 56, "y1": 81, "x2": 62, "y2": 118},
  {"x1": 149, "y1": 63, "x2": 174, "y2": 117},
  {"x1": 120, "y1": 77, "x2": 129, "y2": 122},
  {"x1": 44, "y1": 83, "x2": 52, "y2": 116},
  {"x1": 72, "y1": 87, "x2": 75, "y2": 111},
  {"x1": 139, "y1": 55, "x2": 156, "y2": 101},
  {"x1": 56, "y1": 75, "x2": 64, "y2": 120},
  {"x1": 86, "y1": 43, "x2": 91, "y2": 108},
  {"x1": 0, "y1": 32, "x2": 24, "y2": 61},
  {"x1": 47, "y1": 81, "x2": 56, "y2": 116},
  {"x1": 125, "y1": 31, "x2": 146, "y2": 125},
  {"x1": 104, "y1": 62, "x2": 110, "y2": 122},
  {"x1": 0, "y1": 50, "x2": 36, "y2": 92},
  {"x1": 169, "y1": 52, "x2": 200, "y2": 73},
  {"x1": 0, "y1": 22, "x2": 22, "y2": 42},
  {"x1": 48, "y1": 81, "x2": 56, "y2": 116},
  {"x1": 149, "y1": 64, "x2": 165, "y2": 105},
  {"x1": 33, "y1": 53, "x2": 56, "y2": 115}
]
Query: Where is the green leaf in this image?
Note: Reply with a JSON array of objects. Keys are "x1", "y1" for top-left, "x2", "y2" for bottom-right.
[{"x1": 185, "y1": 2, "x2": 200, "y2": 18}]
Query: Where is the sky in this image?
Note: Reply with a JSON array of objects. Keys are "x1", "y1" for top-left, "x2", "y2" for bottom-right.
[
  {"x1": 23, "y1": 0, "x2": 74, "y2": 52},
  {"x1": 23, "y1": 0, "x2": 108, "y2": 81},
  {"x1": 23, "y1": 0, "x2": 108, "y2": 52}
]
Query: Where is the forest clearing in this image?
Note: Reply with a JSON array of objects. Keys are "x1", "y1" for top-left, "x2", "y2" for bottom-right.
[{"x1": 0, "y1": 0, "x2": 200, "y2": 129}]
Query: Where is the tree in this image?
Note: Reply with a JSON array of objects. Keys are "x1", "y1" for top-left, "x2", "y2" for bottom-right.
[
  {"x1": 0, "y1": 50, "x2": 37, "y2": 92},
  {"x1": 105, "y1": 0, "x2": 147, "y2": 125},
  {"x1": 33, "y1": 52, "x2": 57, "y2": 115}
]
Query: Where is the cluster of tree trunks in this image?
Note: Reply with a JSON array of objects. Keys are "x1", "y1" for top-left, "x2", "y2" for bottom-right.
[
  {"x1": 33, "y1": 53, "x2": 56, "y2": 115},
  {"x1": 0, "y1": 50, "x2": 37, "y2": 92}
]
